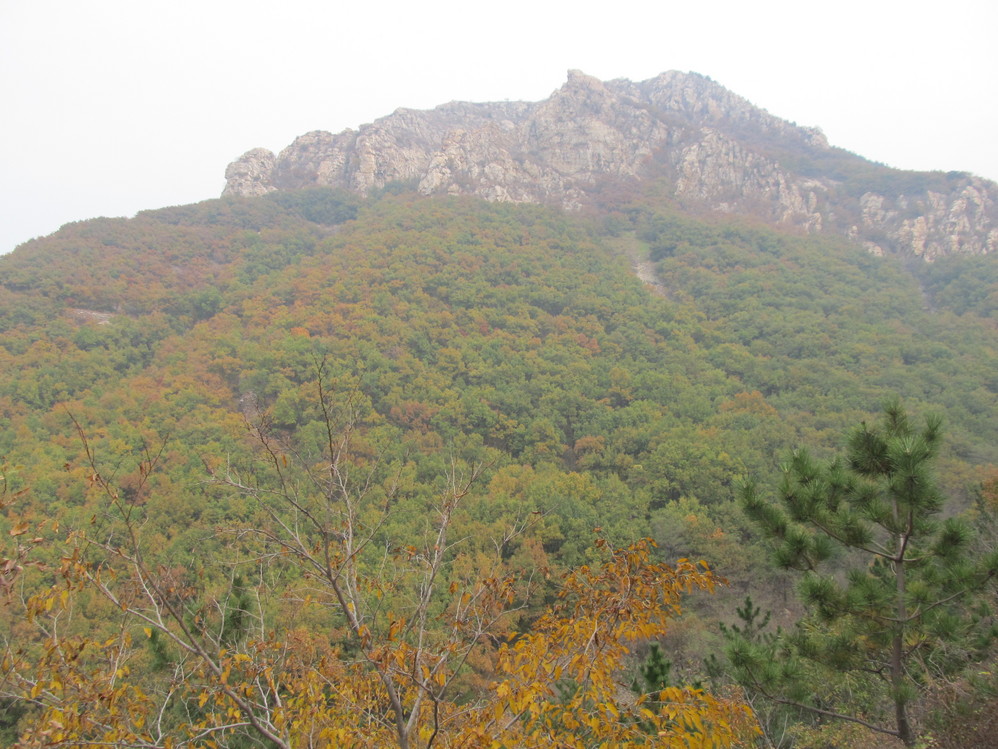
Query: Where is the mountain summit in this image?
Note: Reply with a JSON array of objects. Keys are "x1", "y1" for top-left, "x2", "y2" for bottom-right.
[{"x1": 224, "y1": 70, "x2": 997, "y2": 260}]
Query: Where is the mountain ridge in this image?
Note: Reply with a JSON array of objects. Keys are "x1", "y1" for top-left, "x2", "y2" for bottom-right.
[{"x1": 224, "y1": 70, "x2": 997, "y2": 261}]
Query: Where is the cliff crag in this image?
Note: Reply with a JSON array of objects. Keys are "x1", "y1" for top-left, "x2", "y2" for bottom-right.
[{"x1": 224, "y1": 70, "x2": 997, "y2": 260}]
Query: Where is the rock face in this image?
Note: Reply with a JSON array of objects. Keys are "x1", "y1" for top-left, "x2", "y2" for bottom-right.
[
  {"x1": 224, "y1": 148, "x2": 278, "y2": 197},
  {"x1": 224, "y1": 70, "x2": 997, "y2": 260}
]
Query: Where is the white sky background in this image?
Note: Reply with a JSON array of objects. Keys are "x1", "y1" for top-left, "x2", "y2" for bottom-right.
[{"x1": 2, "y1": 0, "x2": 996, "y2": 255}]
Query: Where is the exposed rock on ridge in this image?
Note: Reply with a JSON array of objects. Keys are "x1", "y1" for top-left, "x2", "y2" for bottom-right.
[
  {"x1": 223, "y1": 70, "x2": 997, "y2": 260},
  {"x1": 224, "y1": 148, "x2": 278, "y2": 197}
]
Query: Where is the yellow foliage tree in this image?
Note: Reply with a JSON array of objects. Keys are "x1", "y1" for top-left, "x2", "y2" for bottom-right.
[{"x1": 13, "y1": 540, "x2": 754, "y2": 748}]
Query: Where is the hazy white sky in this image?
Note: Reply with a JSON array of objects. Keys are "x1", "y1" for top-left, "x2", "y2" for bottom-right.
[{"x1": 2, "y1": 0, "x2": 996, "y2": 255}]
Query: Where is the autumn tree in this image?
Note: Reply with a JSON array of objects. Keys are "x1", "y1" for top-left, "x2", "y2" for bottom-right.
[
  {"x1": 5, "y1": 363, "x2": 754, "y2": 748},
  {"x1": 734, "y1": 400, "x2": 998, "y2": 747},
  {"x1": 0, "y1": 460, "x2": 37, "y2": 603}
]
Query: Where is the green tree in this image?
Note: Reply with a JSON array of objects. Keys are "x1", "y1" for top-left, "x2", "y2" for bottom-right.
[
  {"x1": 5, "y1": 366, "x2": 754, "y2": 748},
  {"x1": 735, "y1": 400, "x2": 998, "y2": 747}
]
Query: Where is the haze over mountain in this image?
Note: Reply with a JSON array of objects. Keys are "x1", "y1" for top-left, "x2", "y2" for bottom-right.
[
  {"x1": 7, "y1": 0, "x2": 996, "y2": 264},
  {"x1": 2, "y1": 58, "x2": 998, "y2": 747},
  {"x1": 225, "y1": 71, "x2": 998, "y2": 262}
]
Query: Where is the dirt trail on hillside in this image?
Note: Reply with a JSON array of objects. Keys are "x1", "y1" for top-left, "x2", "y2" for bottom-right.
[
  {"x1": 612, "y1": 235, "x2": 670, "y2": 298},
  {"x1": 632, "y1": 257, "x2": 667, "y2": 296}
]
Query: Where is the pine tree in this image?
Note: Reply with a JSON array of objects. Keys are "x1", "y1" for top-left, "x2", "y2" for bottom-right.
[{"x1": 735, "y1": 400, "x2": 998, "y2": 747}]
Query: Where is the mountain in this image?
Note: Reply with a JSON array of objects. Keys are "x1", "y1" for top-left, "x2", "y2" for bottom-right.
[
  {"x1": 2, "y1": 72, "x2": 998, "y2": 747},
  {"x1": 224, "y1": 70, "x2": 998, "y2": 262}
]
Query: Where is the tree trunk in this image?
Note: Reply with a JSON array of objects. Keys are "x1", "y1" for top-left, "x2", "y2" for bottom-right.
[{"x1": 893, "y1": 529, "x2": 915, "y2": 747}]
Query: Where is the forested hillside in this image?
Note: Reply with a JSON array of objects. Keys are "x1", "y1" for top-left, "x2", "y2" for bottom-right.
[{"x1": 1, "y1": 188, "x2": 995, "y2": 747}]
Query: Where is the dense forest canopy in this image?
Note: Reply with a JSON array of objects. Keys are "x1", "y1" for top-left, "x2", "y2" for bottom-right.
[{"x1": 0, "y1": 187, "x2": 995, "y2": 746}]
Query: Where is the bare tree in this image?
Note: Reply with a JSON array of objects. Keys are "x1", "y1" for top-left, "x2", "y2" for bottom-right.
[{"x1": 9, "y1": 361, "x2": 534, "y2": 747}]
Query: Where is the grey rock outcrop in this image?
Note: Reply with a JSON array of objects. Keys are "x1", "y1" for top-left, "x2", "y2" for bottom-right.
[
  {"x1": 223, "y1": 148, "x2": 278, "y2": 197},
  {"x1": 224, "y1": 70, "x2": 996, "y2": 260},
  {"x1": 857, "y1": 181, "x2": 998, "y2": 259}
]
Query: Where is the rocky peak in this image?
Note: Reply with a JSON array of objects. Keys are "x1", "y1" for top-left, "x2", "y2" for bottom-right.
[
  {"x1": 223, "y1": 147, "x2": 277, "y2": 197},
  {"x1": 223, "y1": 71, "x2": 996, "y2": 260}
]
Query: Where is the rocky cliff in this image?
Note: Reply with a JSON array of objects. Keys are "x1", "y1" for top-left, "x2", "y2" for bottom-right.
[{"x1": 224, "y1": 71, "x2": 997, "y2": 260}]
